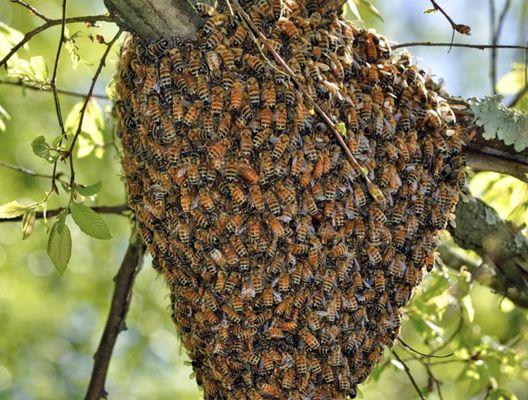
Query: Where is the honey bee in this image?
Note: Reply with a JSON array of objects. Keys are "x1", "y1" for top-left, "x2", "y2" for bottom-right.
[
  {"x1": 184, "y1": 100, "x2": 202, "y2": 126},
  {"x1": 247, "y1": 185, "x2": 265, "y2": 213},
  {"x1": 275, "y1": 103, "x2": 287, "y2": 131},
  {"x1": 243, "y1": 54, "x2": 265, "y2": 74},
  {"x1": 262, "y1": 81, "x2": 277, "y2": 108},
  {"x1": 230, "y1": 80, "x2": 245, "y2": 110},
  {"x1": 300, "y1": 329, "x2": 320, "y2": 350}
]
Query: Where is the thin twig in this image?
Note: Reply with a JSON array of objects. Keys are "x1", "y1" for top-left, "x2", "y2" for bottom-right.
[
  {"x1": 0, "y1": 205, "x2": 129, "y2": 223},
  {"x1": 489, "y1": 0, "x2": 497, "y2": 93},
  {"x1": 65, "y1": 29, "x2": 122, "y2": 195},
  {"x1": 430, "y1": 317, "x2": 464, "y2": 356},
  {"x1": 49, "y1": 0, "x2": 68, "y2": 194},
  {"x1": 229, "y1": 0, "x2": 386, "y2": 206},
  {"x1": 430, "y1": 0, "x2": 459, "y2": 30},
  {"x1": 397, "y1": 338, "x2": 454, "y2": 359},
  {"x1": 11, "y1": 0, "x2": 49, "y2": 22},
  {"x1": 84, "y1": 238, "x2": 145, "y2": 400},
  {"x1": 391, "y1": 42, "x2": 528, "y2": 51},
  {"x1": 0, "y1": 78, "x2": 109, "y2": 99},
  {"x1": 0, "y1": 14, "x2": 114, "y2": 68},
  {"x1": 490, "y1": 0, "x2": 512, "y2": 94},
  {"x1": 392, "y1": 350, "x2": 426, "y2": 400},
  {"x1": 0, "y1": 160, "x2": 70, "y2": 185}
]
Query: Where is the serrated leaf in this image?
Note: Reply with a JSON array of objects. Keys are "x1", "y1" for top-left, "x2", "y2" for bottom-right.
[
  {"x1": 76, "y1": 181, "x2": 102, "y2": 196},
  {"x1": 47, "y1": 220, "x2": 72, "y2": 274},
  {"x1": 70, "y1": 203, "x2": 112, "y2": 240},
  {"x1": 22, "y1": 210, "x2": 37, "y2": 239},
  {"x1": 0, "y1": 201, "x2": 28, "y2": 219},
  {"x1": 31, "y1": 135, "x2": 57, "y2": 163}
]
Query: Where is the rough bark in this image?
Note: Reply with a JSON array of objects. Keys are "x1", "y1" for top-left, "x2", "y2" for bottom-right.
[
  {"x1": 447, "y1": 197, "x2": 528, "y2": 308},
  {"x1": 103, "y1": 0, "x2": 204, "y2": 42}
]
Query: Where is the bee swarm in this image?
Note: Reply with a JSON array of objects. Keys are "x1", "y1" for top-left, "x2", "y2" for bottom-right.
[{"x1": 115, "y1": 0, "x2": 466, "y2": 398}]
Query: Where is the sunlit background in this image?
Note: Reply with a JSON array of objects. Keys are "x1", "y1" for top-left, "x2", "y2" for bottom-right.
[{"x1": 0, "y1": 1, "x2": 527, "y2": 399}]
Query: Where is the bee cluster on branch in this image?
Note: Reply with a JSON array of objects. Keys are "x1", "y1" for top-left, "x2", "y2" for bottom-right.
[{"x1": 114, "y1": 0, "x2": 466, "y2": 398}]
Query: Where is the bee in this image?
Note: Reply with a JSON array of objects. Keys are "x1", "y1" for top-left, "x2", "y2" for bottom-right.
[
  {"x1": 275, "y1": 103, "x2": 287, "y2": 131},
  {"x1": 243, "y1": 54, "x2": 265, "y2": 74},
  {"x1": 272, "y1": 0, "x2": 284, "y2": 19},
  {"x1": 260, "y1": 106, "x2": 274, "y2": 128},
  {"x1": 261, "y1": 150, "x2": 275, "y2": 182},
  {"x1": 179, "y1": 186, "x2": 192, "y2": 214},
  {"x1": 300, "y1": 329, "x2": 319, "y2": 350},
  {"x1": 366, "y1": 243, "x2": 382, "y2": 265},
  {"x1": 271, "y1": 134, "x2": 290, "y2": 160},
  {"x1": 353, "y1": 183, "x2": 366, "y2": 208},
  {"x1": 159, "y1": 56, "x2": 172, "y2": 88},
  {"x1": 265, "y1": 190, "x2": 281, "y2": 216},
  {"x1": 244, "y1": 77, "x2": 260, "y2": 105},
  {"x1": 172, "y1": 95, "x2": 184, "y2": 122},
  {"x1": 278, "y1": 271, "x2": 290, "y2": 292},
  {"x1": 262, "y1": 81, "x2": 277, "y2": 108},
  {"x1": 251, "y1": 271, "x2": 264, "y2": 294},
  {"x1": 146, "y1": 95, "x2": 161, "y2": 122},
  {"x1": 184, "y1": 100, "x2": 202, "y2": 126},
  {"x1": 230, "y1": 80, "x2": 244, "y2": 110},
  {"x1": 231, "y1": 24, "x2": 248, "y2": 46}
]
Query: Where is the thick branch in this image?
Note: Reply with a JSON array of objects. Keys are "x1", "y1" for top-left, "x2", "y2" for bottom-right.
[
  {"x1": 85, "y1": 237, "x2": 145, "y2": 400},
  {"x1": 446, "y1": 196, "x2": 528, "y2": 309},
  {"x1": 103, "y1": 0, "x2": 203, "y2": 42}
]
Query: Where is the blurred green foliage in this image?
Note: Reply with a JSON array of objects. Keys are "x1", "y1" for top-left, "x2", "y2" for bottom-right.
[{"x1": 0, "y1": 1, "x2": 527, "y2": 399}]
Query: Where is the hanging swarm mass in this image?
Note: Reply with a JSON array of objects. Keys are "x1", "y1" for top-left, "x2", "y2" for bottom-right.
[{"x1": 115, "y1": 0, "x2": 466, "y2": 398}]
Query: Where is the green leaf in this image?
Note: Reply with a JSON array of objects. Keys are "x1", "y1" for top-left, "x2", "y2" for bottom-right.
[
  {"x1": 0, "y1": 22, "x2": 25, "y2": 62},
  {"x1": 22, "y1": 210, "x2": 37, "y2": 239},
  {"x1": 346, "y1": 0, "x2": 362, "y2": 20},
  {"x1": 357, "y1": 0, "x2": 383, "y2": 22},
  {"x1": 336, "y1": 121, "x2": 347, "y2": 136},
  {"x1": 0, "y1": 201, "x2": 28, "y2": 219},
  {"x1": 8, "y1": 56, "x2": 49, "y2": 85},
  {"x1": 0, "y1": 104, "x2": 10, "y2": 132},
  {"x1": 489, "y1": 388, "x2": 519, "y2": 400},
  {"x1": 47, "y1": 220, "x2": 72, "y2": 274},
  {"x1": 76, "y1": 181, "x2": 102, "y2": 197},
  {"x1": 461, "y1": 295, "x2": 475, "y2": 323},
  {"x1": 64, "y1": 28, "x2": 83, "y2": 70},
  {"x1": 31, "y1": 135, "x2": 57, "y2": 163},
  {"x1": 497, "y1": 64, "x2": 526, "y2": 95},
  {"x1": 65, "y1": 100, "x2": 105, "y2": 158},
  {"x1": 70, "y1": 203, "x2": 112, "y2": 240},
  {"x1": 423, "y1": 7, "x2": 437, "y2": 14}
]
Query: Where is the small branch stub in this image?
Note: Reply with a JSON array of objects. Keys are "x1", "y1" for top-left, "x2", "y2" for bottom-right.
[{"x1": 103, "y1": 0, "x2": 204, "y2": 42}]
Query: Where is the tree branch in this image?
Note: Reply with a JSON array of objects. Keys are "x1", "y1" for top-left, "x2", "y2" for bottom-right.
[
  {"x1": 84, "y1": 237, "x2": 145, "y2": 400},
  {"x1": 0, "y1": 78, "x2": 109, "y2": 99},
  {"x1": 444, "y1": 196, "x2": 528, "y2": 309},
  {"x1": 0, "y1": 15, "x2": 114, "y2": 68},
  {"x1": 391, "y1": 42, "x2": 528, "y2": 51},
  {"x1": 103, "y1": 0, "x2": 203, "y2": 42},
  {"x1": 0, "y1": 205, "x2": 130, "y2": 223}
]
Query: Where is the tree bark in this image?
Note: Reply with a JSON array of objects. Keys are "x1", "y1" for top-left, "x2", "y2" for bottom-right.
[
  {"x1": 447, "y1": 197, "x2": 528, "y2": 308},
  {"x1": 103, "y1": 0, "x2": 204, "y2": 42}
]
